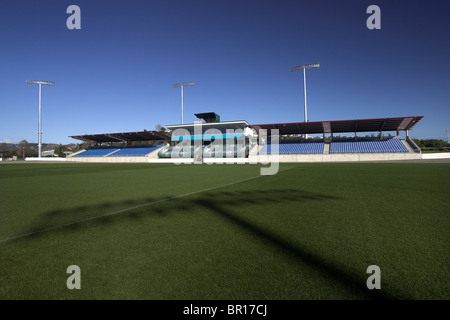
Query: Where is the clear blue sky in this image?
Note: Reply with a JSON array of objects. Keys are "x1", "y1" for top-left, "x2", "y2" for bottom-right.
[{"x1": 0, "y1": 0, "x2": 449, "y2": 144}]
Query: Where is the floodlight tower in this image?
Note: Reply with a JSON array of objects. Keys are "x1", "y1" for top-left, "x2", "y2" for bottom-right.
[
  {"x1": 26, "y1": 80, "x2": 55, "y2": 158},
  {"x1": 172, "y1": 82, "x2": 194, "y2": 124},
  {"x1": 290, "y1": 63, "x2": 320, "y2": 138}
]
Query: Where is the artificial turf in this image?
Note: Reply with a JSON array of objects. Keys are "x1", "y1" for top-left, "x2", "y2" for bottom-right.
[{"x1": 0, "y1": 162, "x2": 448, "y2": 299}]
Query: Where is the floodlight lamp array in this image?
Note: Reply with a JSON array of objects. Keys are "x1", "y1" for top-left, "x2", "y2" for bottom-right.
[
  {"x1": 173, "y1": 82, "x2": 194, "y2": 88},
  {"x1": 26, "y1": 80, "x2": 55, "y2": 86},
  {"x1": 290, "y1": 63, "x2": 320, "y2": 72}
]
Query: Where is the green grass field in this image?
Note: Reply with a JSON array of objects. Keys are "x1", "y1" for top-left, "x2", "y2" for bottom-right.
[{"x1": 0, "y1": 162, "x2": 448, "y2": 300}]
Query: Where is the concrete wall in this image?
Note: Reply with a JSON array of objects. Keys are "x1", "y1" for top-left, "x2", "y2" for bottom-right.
[
  {"x1": 66, "y1": 156, "x2": 149, "y2": 163},
  {"x1": 63, "y1": 151, "x2": 442, "y2": 164},
  {"x1": 251, "y1": 152, "x2": 422, "y2": 163}
]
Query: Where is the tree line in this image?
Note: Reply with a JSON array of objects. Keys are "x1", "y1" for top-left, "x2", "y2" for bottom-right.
[
  {"x1": 413, "y1": 139, "x2": 450, "y2": 151},
  {"x1": 0, "y1": 140, "x2": 78, "y2": 160}
]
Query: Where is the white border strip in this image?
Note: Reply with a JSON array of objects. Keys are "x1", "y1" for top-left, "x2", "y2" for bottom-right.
[
  {"x1": 147, "y1": 158, "x2": 194, "y2": 164},
  {"x1": 25, "y1": 157, "x2": 66, "y2": 162},
  {"x1": 422, "y1": 152, "x2": 450, "y2": 159}
]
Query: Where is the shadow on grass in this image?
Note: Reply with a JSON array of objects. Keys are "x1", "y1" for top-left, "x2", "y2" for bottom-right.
[{"x1": 18, "y1": 187, "x2": 398, "y2": 299}]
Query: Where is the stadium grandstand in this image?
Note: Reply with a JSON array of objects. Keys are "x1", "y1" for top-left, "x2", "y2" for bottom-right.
[
  {"x1": 67, "y1": 114, "x2": 424, "y2": 163},
  {"x1": 68, "y1": 130, "x2": 168, "y2": 162},
  {"x1": 158, "y1": 112, "x2": 253, "y2": 160}
]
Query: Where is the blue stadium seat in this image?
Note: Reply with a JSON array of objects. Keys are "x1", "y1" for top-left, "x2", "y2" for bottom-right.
[
  {"x1": 108, "y1": 146, "x2": 161, "y2": 157},
  {"x1": 330, "y1": 138, "x2": 408, "y2": 154},
  {"x1": 259, "y1": 141, "x2": 325, "y2": 155},
  {"x1": 72, "y1": 148, "x2": 119, "y2": 157}
]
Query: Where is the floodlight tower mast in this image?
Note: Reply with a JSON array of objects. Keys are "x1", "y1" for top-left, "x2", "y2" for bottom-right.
[
  {"x1": 290, "y1": 63, "x2": 320, "y2": 138},
  {"x1": 26, "y1": 80, "x2": 55, "y2": 158},
  {"x1": 172, "y1": 82, "x2": 194, "y2": 124}
]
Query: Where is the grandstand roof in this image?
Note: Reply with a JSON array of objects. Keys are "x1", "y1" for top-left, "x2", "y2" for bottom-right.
[
  {"x1": 166, "y1": 120, "x2": 250, "y2": 131},
  {"x1": 251, "y1": 116, "x2": 423, "y2": 135},
  {"x1": 70, "y1": 130, "x2": 169, "y2": 143},
  {"x1": 70, "y1": 117, "x2": 423, "y2": 143}
]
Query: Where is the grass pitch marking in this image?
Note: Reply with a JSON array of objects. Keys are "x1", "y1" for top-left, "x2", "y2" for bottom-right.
[{"x1": 0, "y1": 174, "x2": 269, "y2": 244}]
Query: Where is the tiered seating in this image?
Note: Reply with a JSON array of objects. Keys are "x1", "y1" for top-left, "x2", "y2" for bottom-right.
[
  {"x1": 157, "y1": 144, "x2": 249, "y2": 158},
  {"x1": 203, "y1": 144, "x2": 248, "y2": 158},
  {"x1": 259, "y1": 141, "x2": 324, "y2": 155},
  {"x1": 330, "y1": 138, "x2": 408, "y2": 153},
  {"x1": 158, "y1": 145, "x2": 194, "y2": 158},
  {"x1": 108, "y1": 146, "x2": 160, "y2": 157},
  {"x1": 72, "y1": 148, "x2": 119, "y2": 157}
]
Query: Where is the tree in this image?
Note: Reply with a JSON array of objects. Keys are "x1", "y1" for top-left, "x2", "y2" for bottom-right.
[
  {"x1": 413, "y1": 139, "x2": 450, "y2": 151},
  {"x1": 54, "y1": 145, "x2": 66, "y2": 157},
  {"x1": 17, "y1": 140, "x2": 33, "y2": 159},
  {"x1": 0, "y1": 143, "x2": 9, "y2": 159},
  {"x1": 78, "y1": 142, "x2": 90, "y2": 151}
]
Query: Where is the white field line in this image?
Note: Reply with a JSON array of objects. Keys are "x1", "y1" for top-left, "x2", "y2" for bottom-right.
[{"x1": 0, "y1": 175, "x2": 263, "y2": 244}]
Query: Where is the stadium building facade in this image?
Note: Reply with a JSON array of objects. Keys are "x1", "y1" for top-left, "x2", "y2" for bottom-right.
[{"x1": 67, "y1": 114, "x2": 424, "y2": 163}]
